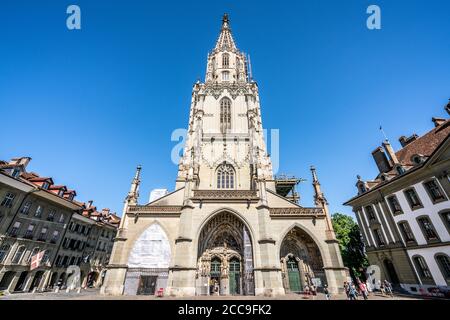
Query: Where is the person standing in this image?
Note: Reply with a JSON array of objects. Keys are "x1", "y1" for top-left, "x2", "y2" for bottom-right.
[
  {"x1": 344, "y1": 282, "x2": 350, "y2": 300},
  {"x1": 380, "y1": 281, "x2": 386, "y2": 296},
  {"x1": 384, "y1": 280, "x2": 394, "y2": 297},
  {"x1": 366, "y1": 279, "x2": 373, "y2": 295},
  {"x1": 324, "y1": 285, "x2": 331, "y2": 300},
  {"x1": 348, "y1": 284, "x2": 358, "y2": 300}
]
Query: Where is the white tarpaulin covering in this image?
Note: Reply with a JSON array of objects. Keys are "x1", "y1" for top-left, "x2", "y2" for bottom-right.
[{"x1": 127, "y1": 224, "x2": 171, "y2": 268}]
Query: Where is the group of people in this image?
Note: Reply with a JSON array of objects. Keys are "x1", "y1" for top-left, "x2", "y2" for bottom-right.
[
  {"x1": 302, "y1": 284, "x2": 318, "y2": 297},
  {"x1": 342, "y1": 279, "x2": 394, "y2": 300}
]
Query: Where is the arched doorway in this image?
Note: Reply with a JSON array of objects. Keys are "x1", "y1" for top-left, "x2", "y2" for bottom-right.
[
  {"x1": 57, "y1": 272, "x2": 67, "y2": 288},
  {"x1": 280, "y1": 227, "x2": 325, "y2": 293},
  {"x1": 196, "y1": 211, "x2": 254, "y2": 296},
  {"x1": 87, "y1": 272, "x2": 99, "y2": 288},
  {"x1": 287, "y1": 256, "x2": 301, "y2": 293},
  {"x1": 0, "y1": 271, "x2": 16, "y2": 290},
  {"x1": 229, "y1": 257, "x2": 241, "y2": 295},
  {"x1": 124, "y1": 223, "x2": 171, "y2": 295},
  {"x1": 14, "y1": 271, "x2": 28, "y2": 292},
  {"x1": 49, "y1": 272, "x2": 59, "y2": 289},
  {"x1": 29, "y1": 271, "x2": 44, "y2": 292},
  {"x1": 383, "y1": 259, "x2": 400, "y2": 285}
]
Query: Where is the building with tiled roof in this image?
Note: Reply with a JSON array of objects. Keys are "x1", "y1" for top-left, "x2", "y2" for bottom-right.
[
  {"x1": 344, "y1": 103, "x2": 450, "y2": 296},
  {"x1": 0, "y1": 157, "x2": 120, "y2": 293}
]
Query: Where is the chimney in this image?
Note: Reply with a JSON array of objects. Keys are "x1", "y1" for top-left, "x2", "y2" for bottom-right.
[
  {"x1": 87, "y1": 200, "x2": 93, "y2": 208},
  {"x1": 432, "y1": 117, "x2": 446, "y2": 127},
  {"x1": 372, "y1": 147, "x2": 391, "y2": 173},
  {"x1": 398, "y1": 134, "x2": 419, "y2": 147},
  {"x1": 382, "y1": 140, "x2": 399, "y2": 165}
]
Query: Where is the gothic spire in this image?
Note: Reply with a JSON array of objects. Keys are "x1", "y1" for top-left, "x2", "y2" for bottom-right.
[
  {"x1": 214, "y1": 13, "x2": 237, "y2": 51},
  {"x1": 311, "y1": 166, "x2": 335, "y2": 236},
  {"x1": 311, "y1": 166, "x2": 326, "y2": 207},
  {"x1": 126, "y1": 165, "x2": 141, "y2": 205}
]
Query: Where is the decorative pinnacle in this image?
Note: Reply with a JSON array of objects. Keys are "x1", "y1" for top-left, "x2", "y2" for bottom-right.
[
  {"x1": 222, "y1": 13, "x2": 230, "y2": 30},
  {"x1": 310, "y1": 165, "x2": 318, "y2": 183}
]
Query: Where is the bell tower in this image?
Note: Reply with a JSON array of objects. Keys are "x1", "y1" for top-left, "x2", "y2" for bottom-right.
[{"x1": 176, "y1": 14, "x2": 275, "y2": 197}]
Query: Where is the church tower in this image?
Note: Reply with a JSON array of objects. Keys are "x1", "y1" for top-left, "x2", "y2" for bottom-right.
[
  {"x1": 176, "y1": 13, "x2": 274, "y2": 195},
  {"x1": 101, "y1": 15, "x2": 347, "y2": 297}
]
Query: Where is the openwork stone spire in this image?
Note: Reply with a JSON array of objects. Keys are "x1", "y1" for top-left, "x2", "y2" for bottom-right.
[
  {"x1": 215, "y1": 13, "x2": 237, "y2": 51},
  {"x1": 126, "y1": 165, "x2": 141, "y2": 205}
]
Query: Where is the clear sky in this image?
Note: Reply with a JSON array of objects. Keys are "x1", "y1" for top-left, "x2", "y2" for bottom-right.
[{"x1": 1, "y1": 0, "x2": 449, "y2": 218}]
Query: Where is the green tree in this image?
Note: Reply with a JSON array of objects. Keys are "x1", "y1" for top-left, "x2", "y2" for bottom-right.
[{"x1": 331, "y1": 213, "x2": 369, "y2": 279}]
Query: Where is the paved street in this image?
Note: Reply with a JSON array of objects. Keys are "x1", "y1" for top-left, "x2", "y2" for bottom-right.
[{"x1": 0, "y1": 289, "x2": 426, "y2": 300}]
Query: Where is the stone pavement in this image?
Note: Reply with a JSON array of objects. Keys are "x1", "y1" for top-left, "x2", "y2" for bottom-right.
[{"x1": 0, "y1": 289, "x2": 425, "y2": 300}]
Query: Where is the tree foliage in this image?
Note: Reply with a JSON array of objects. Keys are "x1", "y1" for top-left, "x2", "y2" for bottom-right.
[{"x1": 331, "y1": 213, "x2": 369, "y2": 279}]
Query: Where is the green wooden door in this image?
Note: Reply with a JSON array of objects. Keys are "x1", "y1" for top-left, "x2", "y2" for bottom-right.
[
  {"x1": 287, "y1": 259, "x2": 301, "y2": 293},
  {"x1": 229, "y1": 259, "x2": 240, "y2": 295}
]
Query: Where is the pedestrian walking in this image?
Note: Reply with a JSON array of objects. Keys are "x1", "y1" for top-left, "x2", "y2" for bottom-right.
[{"x1": 359, "y1": 281, "x2": 368, "y2": 300}]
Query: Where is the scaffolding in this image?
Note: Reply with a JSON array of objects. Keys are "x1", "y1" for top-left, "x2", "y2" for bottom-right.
[{"x1": 274, "y1": 174, "x2": 306, "y2": 204}]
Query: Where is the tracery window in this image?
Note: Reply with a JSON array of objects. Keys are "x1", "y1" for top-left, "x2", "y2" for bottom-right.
[
  {"x1": 222, "y1": 53, "x2": 229, "y2": 67},
  {"x1": 220, "y1": 98, "x2": 231, "y2": 132},
  {"x1": 222, "y1": 71, "x2": 229, "y2": 81},
  {"x1": 216, "y1": 163, "x2": 235, "y2": 189}
]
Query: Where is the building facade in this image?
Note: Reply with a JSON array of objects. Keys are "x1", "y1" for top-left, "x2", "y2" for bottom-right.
[
  {"x1": 345, "y1": 107, "x2": 450, "y2": 296},
  {"x1": 0, "y1": 157, "x2": 119, "y2": 293},
  {"x1": 0, "y1": 157, "x2": 81, "y2": 293},
  {"x1": 101, "y1": 15, "x2": 347, "y2": 297}
]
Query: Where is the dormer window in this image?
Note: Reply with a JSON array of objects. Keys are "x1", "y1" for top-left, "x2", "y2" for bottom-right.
[
  {"x1": 58, "y1": 190, "x2": 65, "y2": 197},
  {"x1": 42, "y1": 182, "x2": 49, "y2": 190},
  {"x1": 11, "y1": 168, "x2": 21, "y2": 178},
  {"x1": 411, "y1": 154, "x2": 425, "y2": 165},
  {"x1": 358, "y1": 184, "x2": 367, "y2": 194},
  {"x1": 396, "y1": 165, "x2": 405, "y2": 175}
]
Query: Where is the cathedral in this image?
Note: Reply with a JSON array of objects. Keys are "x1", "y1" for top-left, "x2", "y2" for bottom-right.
[{"x1": 101, "y1": 14, "x2": 347, "y2": 297}]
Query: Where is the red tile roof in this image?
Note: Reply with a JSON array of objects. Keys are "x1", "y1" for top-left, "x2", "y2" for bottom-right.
[{"x1": 395, "y1": 120, "x2": 450, "y2": 165}]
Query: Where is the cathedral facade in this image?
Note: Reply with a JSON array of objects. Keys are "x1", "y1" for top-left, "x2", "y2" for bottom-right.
[{"x1": 101, "y1": 15, "x2": 347, "y2": 297}]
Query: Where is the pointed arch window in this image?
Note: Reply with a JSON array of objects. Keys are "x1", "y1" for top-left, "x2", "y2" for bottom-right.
[
  {"x1": 222, "y1": 53, "x2": 229, "y2": 68},
  {"x1": 216, "y1": 163, "x2": 235, "y2": 189},
  {"x1": 220, "y1": 98, "x2": 231, "y2": 132},
  {"x1": 222, "y1": 71, "x2": 230, "y2": 81},
  {"x1": 12, "y1": 245, "x2": 26, "y2": 264}
]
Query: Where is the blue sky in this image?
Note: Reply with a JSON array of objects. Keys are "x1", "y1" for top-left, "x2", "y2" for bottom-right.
[{"x1": 1, "y1": 0, "x2": 449, "y2": 218}]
